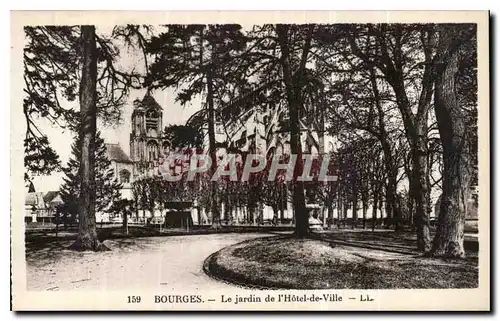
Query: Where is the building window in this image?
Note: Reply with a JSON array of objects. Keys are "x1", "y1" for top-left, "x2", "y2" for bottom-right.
[
  {"x1": 147, "y1": 140, "x2": 159, "y2": 162},
  {"x1": 120, "y1": 169, "x2": 131, "y2": 183},
  {"x1": 146, "y1": 110, "x2": 159, "y2": 131}
]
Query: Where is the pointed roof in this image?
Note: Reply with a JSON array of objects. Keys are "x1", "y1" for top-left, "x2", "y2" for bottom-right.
[
  {"x1": 44, "y1": 191, "x2": 63, "y2": 206},
  {"x1": 25, "y1": 192, "x2": 45, "y2": 208},
  {"x1": 28, "y1": 182, "x2": 35, "y2": 193},
  {"x1": 105, "y1": 143, "x2": 133, "y2": 164},
  {"x1": 133, "y1": 92, "x2": 163, "y2": 113},
  {"x1": 43, "y1": 191, "x2": 59, "y2": 203}
]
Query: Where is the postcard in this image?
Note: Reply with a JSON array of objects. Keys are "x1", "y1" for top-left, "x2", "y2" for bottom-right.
[{"x1": 11, "y1": 10, "x2": 490, "y2": 311}]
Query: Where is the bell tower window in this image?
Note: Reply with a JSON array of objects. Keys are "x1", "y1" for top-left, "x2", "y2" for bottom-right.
[
  {"x1": 147, "y1": 140, "x2": 159, "y2": 162},
  {"x1": 146, "y1": 110, "x2": 159, "y2": 132}
]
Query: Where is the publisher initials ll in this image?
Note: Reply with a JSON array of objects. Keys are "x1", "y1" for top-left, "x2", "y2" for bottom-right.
[{"x1": 360, "y1": 294, "x2": 374, "y2": 302}]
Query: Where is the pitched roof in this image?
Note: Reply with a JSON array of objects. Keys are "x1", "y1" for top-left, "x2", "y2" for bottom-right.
[
  {"x1": 105, "y1": 143, "x2": 133, "y2": 164},
  {"x1": 49, "y1": 194, "x2": 63, "y2": 205},
  {"x1": 25, "y1": 192, "x2": 45, "y2": 208},
  {"x1": 43, "y1": 191, "x2": 59, "y2": 203},
  {"x1": 133, "y1": 92, "x2": 163, "y2": 111}
]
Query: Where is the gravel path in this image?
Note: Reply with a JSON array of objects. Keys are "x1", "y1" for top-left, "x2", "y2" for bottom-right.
[{"x1": 26, "y1": 233, "x2": 273, "y2": 291}]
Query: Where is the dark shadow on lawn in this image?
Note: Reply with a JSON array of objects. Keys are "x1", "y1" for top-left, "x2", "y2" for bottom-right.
[
  {"x1": 204, "y1": 234, "x2": 479, "y2": 290},
  {"x1": 318, "y1": 231, "x2": 478, "y2": 257},
  {"x1": 25, "y1": 241, "x2": 73, "y2": 267}
]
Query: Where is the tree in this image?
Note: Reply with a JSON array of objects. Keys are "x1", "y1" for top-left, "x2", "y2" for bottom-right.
[
  {"x1": 274, "y1": 24, "x2": 315, "y2": 237},
  {"x1": 23, "y1": 26, "x2": 141, "y2": 181},
  {"x1": 315, "y1": 28, "x2": 406, "y2": 232},
  {"x1": 316, "y1": 24, "x2": 445, "y2": 249},
  {"x1": 146, "y1": 24, "x2": 247, "y2": 228},
  {"x1": 23, "y1": 27, "x2": 79, "y2": 182},
  {"x1": 71, "y1": 26, "x2": 101, "y2": 251},
  {"x1": 60, "y1": 131, "x2": 122, "y2": 223},
  {"x1": 163, "y1": 124, "x2": 203, "y2": 150},
  {"x1": 109, "y1": 199, "x2": 135, "y2": 235},
  {"x1": 199, "y1": 23, "x2": 329, "y2": 236},
  {"x1": 24, "y1": 25, "x2": 141, "y2": 251},
  {"x1": 345, "y1": 24, "x2": 437, "y2": 250},
  {"x1": 132, "y1": 179, "x2": 149, "y2": 222},
  {"x1": 369, "y1": 147, "x2": 386, "y2": 230},
  {"x1": 311, "y1": 153, "x2": 338, "y2": 228},
  {"x1": 429, "y1": 24, "x2": 476, "y2": 258}
]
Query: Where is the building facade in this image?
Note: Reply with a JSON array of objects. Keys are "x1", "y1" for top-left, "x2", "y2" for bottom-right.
[
  {"x1": 129, "y1": 93, "x2": 171, "y2": 178},
  {"x1": 105, "y1": 143, "x2": 135, "y2": 200}
]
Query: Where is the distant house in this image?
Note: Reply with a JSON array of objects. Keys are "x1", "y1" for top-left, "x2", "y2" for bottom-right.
[
  {"x1": 105, "y1": 143, "x2": 135, "y2": 200},
  {"x1": 43, "y1": 191, "x2": 63, "y2": 221},
  {"x1": 24, "y1": 188, "x2": 64, "y2": 224},
  {"x1": 24, "y1": 192, "x2": 45, "y2": 223}
]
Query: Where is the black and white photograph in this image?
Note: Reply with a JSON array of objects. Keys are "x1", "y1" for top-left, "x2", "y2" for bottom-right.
[{"x1": 10, "y1": 11, "x2": 490, "y2": 311}]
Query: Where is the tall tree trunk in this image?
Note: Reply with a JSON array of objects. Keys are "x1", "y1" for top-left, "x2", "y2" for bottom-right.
[
  {"x1": 362, "y1": 199, "x2": 367, "y2": 229},
  {"x1": 387, "y1": 67, "x2": 433, "y2": 237},
  {"x1": 380, "y1": 141, "x2": 400, "y2": 227},
  {"x1": 369, "y1": 68, "x2": 403, "y2": 231},
  {"x1": 279, "y1": 184, "x2": 285, "y2": 223},
  {"x1": 276, "y1": 24, "x2": 313, "y2": 238},
  {"x1": 272, "y1": 205, "x2": 279, "y2": 225},
  {"x1": 430, "y1": 27, "x2": 471, "y2": 258},
  {"x1": 337, "y1": 192, "x2": 343, "y2": 228},
  {"x1": 352, "y1": 184, "x2": 358, "y2": 229},
  {"x1": 343, "y1": 199, "x2": 348, "y2": 227},
  {"x1": 70, "y1": 26, "x2": 107, "y2": 252},
  {"x1": 407, "y1": 191, "x2": 414, "y2": 228},
  {"x1": 384, "y1": 183, "x2": 392, "y2": 227},
  {"x1": 372, "y1": 187, "x2": 379, "y2": 231},
  {"x1": 411, "y1": 125, "x2": 432, "y2": 251},
  {"x1": 380, "y1": 32, "x2": 433, "y2": 244},
  {"x1": 123, "y1": 207, "x2": 129, "y2": 235},
  {"x1": 327, "y1": 203, "x2": 333, "y2": 228},
  {"x1": 206, "y1": 33, "x2": 221, "y2": 229}
]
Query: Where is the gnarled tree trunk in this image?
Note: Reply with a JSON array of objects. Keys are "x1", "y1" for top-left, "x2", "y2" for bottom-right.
[{"x1": 430, "y1": 26, "x2": 473, "y2": 258}]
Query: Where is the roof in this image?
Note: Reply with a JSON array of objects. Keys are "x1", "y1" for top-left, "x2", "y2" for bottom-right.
[
  {"x1": 133, "y1": 92, "x2": 163, "y2": 112},
  {"x1": 105, "y1": 143, "x2": 133, "y2": 164},
  {"x1": 43, "y1": 191, "x2": 63, "y2": 205},
  {"x1": 43, "y1": 191, "x2": 58, "y2": 203},
  {"x1": 49, "y1": 194, "x2": 63, "y2": 205},
  {"x1": 25, "y1": 192, "x2": 45, "y2": 208}
]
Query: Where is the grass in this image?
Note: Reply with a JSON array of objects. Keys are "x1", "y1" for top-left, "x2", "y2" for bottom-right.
[{"x1": 205, "y1": 235, "x2": 478, "y2": 289}]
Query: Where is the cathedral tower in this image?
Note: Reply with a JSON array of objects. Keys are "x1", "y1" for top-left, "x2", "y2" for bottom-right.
[{"x1": 130, "y1": 92, "x2": 170, "y2": 175}]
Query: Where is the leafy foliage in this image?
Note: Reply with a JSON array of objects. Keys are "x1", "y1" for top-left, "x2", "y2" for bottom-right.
[
  {"x1": 163, "y1": 124, "x2": 203, "y2": 149},
  {"x1": 23, "y1": 26, "x2": 142, "y2": 182}
]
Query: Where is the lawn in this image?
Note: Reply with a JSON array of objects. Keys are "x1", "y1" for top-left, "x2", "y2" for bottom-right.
[{"x1": 205, "y1": 234, "x2": 478, "y2": 289}]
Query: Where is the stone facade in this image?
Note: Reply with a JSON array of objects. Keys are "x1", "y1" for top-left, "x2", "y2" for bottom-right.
[{"x1": 129, "y1": 93, "x2": 171, "y2": 178}]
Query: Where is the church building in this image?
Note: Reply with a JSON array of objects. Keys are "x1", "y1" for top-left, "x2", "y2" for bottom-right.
[{"x1": 129, "y1": 92, "x2": 171, "y2": 178}]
